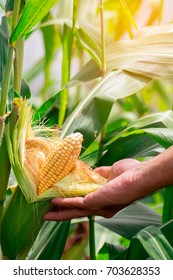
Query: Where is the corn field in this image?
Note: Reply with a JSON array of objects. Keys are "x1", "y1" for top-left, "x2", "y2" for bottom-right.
[{"x1": 1, "y1": 0, "x2": 173, "y2": 260}]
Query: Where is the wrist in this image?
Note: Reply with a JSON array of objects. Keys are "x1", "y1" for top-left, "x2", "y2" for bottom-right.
[{"x1": 134, "y1": 147, "x2": 173, "y2": 199}]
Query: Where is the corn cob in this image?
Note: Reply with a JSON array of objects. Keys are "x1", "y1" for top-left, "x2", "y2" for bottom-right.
[{"x1": 37, "y1": 132, "x2": 83, "y2": 195}]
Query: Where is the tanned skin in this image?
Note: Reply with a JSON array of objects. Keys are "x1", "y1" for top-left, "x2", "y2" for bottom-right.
[{"x1": 44, "y1": 146, "x2": 173, "y2": 221}]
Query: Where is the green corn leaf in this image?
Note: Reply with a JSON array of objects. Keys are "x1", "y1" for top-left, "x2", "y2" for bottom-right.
[
  {"x1": 99, "y1": 110, "x2": 173, "y2": 165},
  {"x1": 75, "y1": 23, "x2": 101, "y2": 66},
  {"x1": 162, "y1": 187, "x2": 173, "y2": 224},
  {"x1": 34, "y1": 18, "x2": 101, "y2": 65},
  {"x1": 20, "y1": 78, "x2": 31, "y2": 100},
  {"x1": 126, "y1": 225, "x2": 173, "y2": 260},
  {"x1": 145, "y1": 128, "x2": 173, "y2": 149},
  {"x1": 0, "y1": 116, "x2": 5, "y2": 145},
  {"x1": 10, "y1": 0, "x2": 60, "y2": 46},
  {"x1": 0, "y1": 137, "x2": 11, "y2": 220},
  {"x1": 160, "y1": 219, "x2": 173, "y2": 247},
  {"x1": 5, "y1": 0, "x2": 25, "y2": 16},
  {"x1": 59, "y1": 24, "x2": 72, "y2": 126},
  {"x1": 62, "y1": 70, "x2": 150, "y2": 149},
  {"x1": 5, "y1": 100, "x2": 37, "y2": 202},
  {"x1": 97, "y1": 242, "x2": 127, "y2": 260},
  {"x1": 72, "y1": 23, "x2": 173, "y2": 83},
  {"x1": 26, "y1": 220, "x2": 70, "y2": 260},
  {"x1": 127, "y1": 110, "x2": 173, "y2": 131},
  {"x1": 96, "y1": 202, "x2": 161, "y2": 240},
  {"x1": 102, "y1": 110, "x2": 173, "y2": 146},
  {"x1": 33, "y1": 91, "x2": 61, "y2": 123},
  {"x1": 5, "y1": 0, "x2": 14, "y2": 13},
  {"x1": 99, "y1": 131, "x2": 160, "y2": 166},
  {"x1": 1, "y1": 187, "x2": 52, "y2": 259},
  {"x1": 0, "y1": 16, "x2": 9, "y2": 88},
  {"x1": 0, "y1": 2, "x2": 4, "y2": 11}
]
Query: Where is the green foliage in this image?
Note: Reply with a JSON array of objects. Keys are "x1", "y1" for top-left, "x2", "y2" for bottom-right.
[
  {"x1": 126, "y1": 225, "x2": 173, "y2": 260},
  {"x1": 1, "y1": 187, "x2": 51, "y2": 259},
  {"x1": 0, "y1": 16, "x2": 9, "y2": 87},
  {"x1": 10, "y1": 0, "x2": 60, "y2": 45},
  {"x1": 26, "y1": 220, "x2": 71, "y2": 260},
  {"x1": 96, "y1": 202, "x2": 161, "y2": 240}
]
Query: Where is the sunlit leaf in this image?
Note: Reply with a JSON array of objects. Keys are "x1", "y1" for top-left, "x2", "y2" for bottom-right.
[
  {"x1": 10, "y1": 0, "x2": 60, "y2": 45},
  {"x1": 104, "y1": 0, "x2": 142, "y2": 39},
  {"x1": 119, "y1": 0, "x2": 138, "y2": 32},
  {"x1": 35, "y1": 18, "x2": 102, "y2": 67},
  {"x1": 127, "y1": 110, "x2": 173, "y2": 131},
  {"x1": 62, "y1": 70, "x2": 150, "y2": 150},
  {"x1": 72, "y1": 23, "x2": 173, "y2": 82},
  {"x1": 146, "y1": 0, "x2": 163, "y2": 25},
  {"x1": 76, "y1": 25, "x2": 101, "y2": 66}
]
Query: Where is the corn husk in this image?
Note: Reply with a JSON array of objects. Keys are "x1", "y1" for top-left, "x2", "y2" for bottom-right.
[
  {"x1": 1, "y1": 187, "x2": 52, "y2": 259},
  {"x1": 2, "y1": 98, "x2": 106, "y2": 259},
  {"x1": 5, "y1": 98, "x2": 106, "y2": 202}
]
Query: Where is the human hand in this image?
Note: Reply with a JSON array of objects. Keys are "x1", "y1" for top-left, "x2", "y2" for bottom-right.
[{"x1": 43, "y1": 159, "x2": 143, "y2": 221}]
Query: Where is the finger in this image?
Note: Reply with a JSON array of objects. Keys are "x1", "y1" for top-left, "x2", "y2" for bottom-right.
[
  {"x1": 109, "y1": 159, "x2": 141, "y2": 180},
  {"x1": 83, "y1": 176, "x2": 127, "y2": 210},
  {"x1": 44, "y1": 208, "x2": 92, "y2": 221},
  {"x1": 83, "y1": 183, "x2": 114, "y2": 210},
  {"x1": 94, "y1": 166, "x2": 111, "y2": 179},
  {"x1": 51, "y1": 197, "x2": 86, "y2": 208},
  {"x1": 44, "y1": 206, "x2": 118, "y2": 221}
]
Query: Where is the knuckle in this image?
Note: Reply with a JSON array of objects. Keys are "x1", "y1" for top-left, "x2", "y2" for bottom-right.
[
  {"x1": 123, "y1": 169, "x2": 137, "y2": 189},
  {"x1": 112, "y1": 159, "x2": 140, "y2": 176}
]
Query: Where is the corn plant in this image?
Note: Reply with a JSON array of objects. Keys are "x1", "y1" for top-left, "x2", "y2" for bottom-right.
[{"x1": 1, "y1": 0, "x2": 173, "y2": 260}]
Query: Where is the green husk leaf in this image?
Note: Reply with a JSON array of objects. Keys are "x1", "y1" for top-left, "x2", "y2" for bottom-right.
[
  {"x1": 26, "y1": 220, "x2": 70, "y2": 260},
  {"x1": 5, "y1": 99, "x2": 37, "y2": 201},
  {"x1": 5, "y1": 99, "x2": 104, "y2": 202},
  {"x1": 1, "y1": 187, "x2": 51, "y2": 259},
  {"x1": 0, "y1": 116, "x2": 5, "y2": 145}
]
